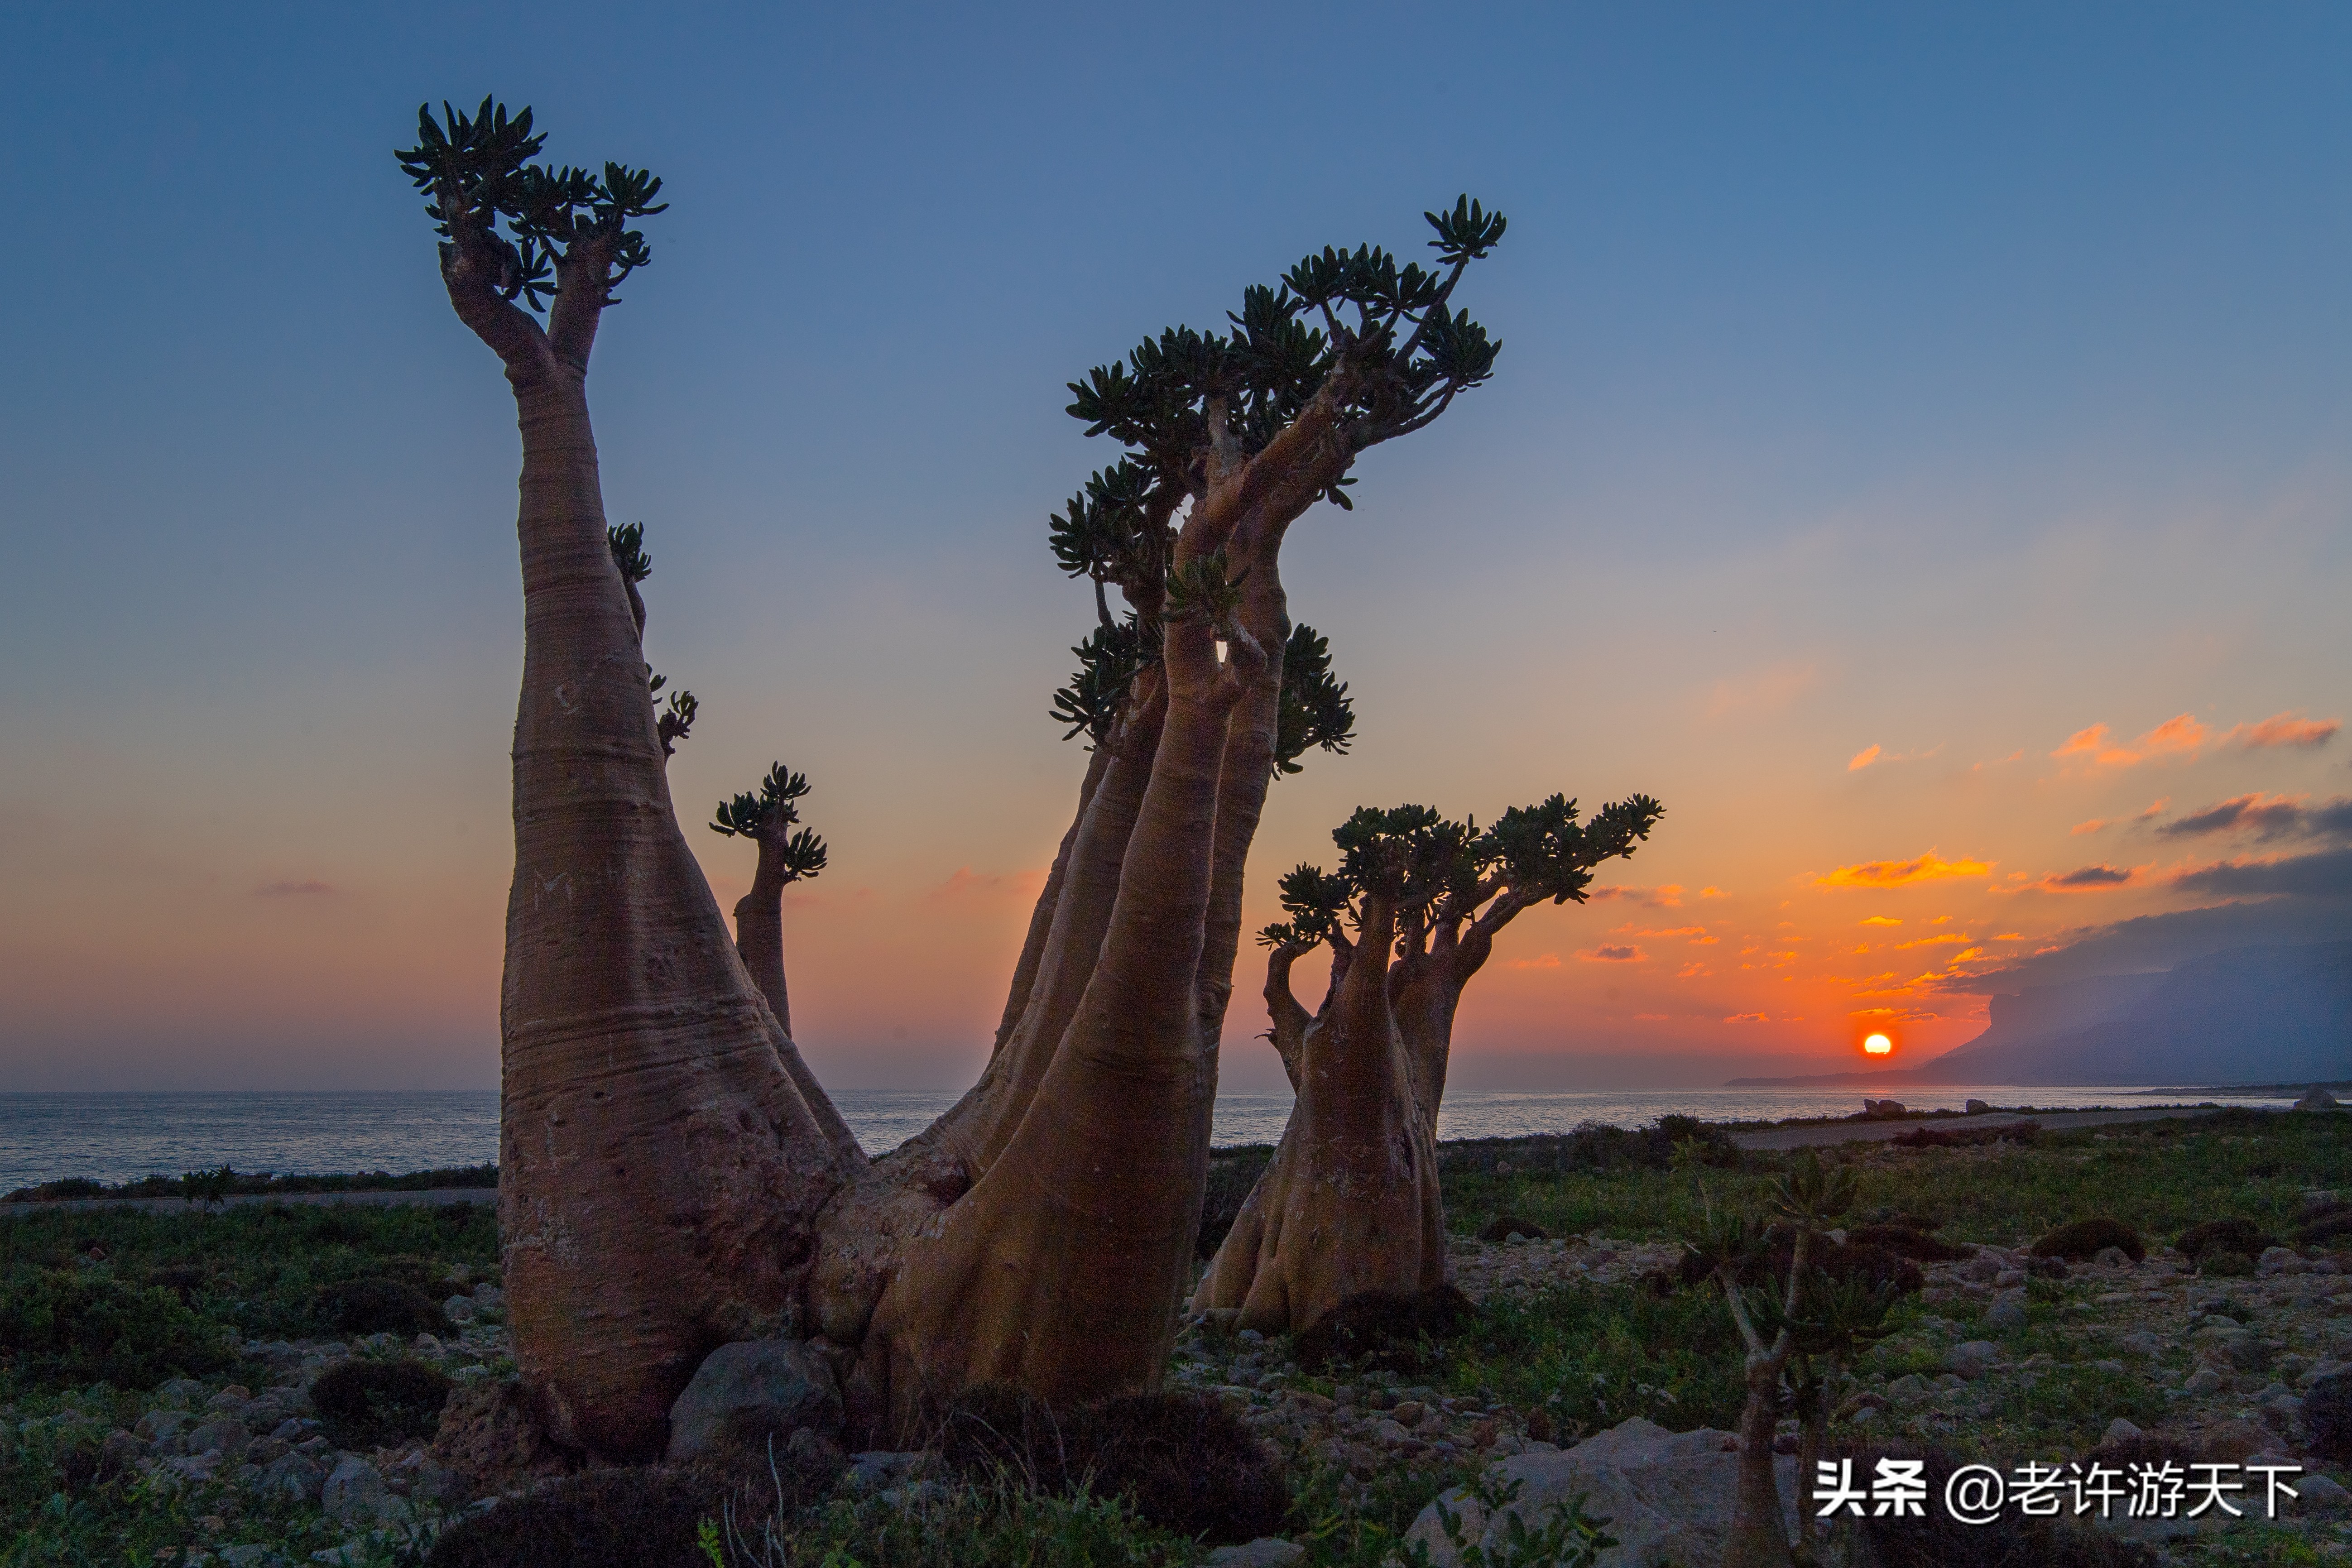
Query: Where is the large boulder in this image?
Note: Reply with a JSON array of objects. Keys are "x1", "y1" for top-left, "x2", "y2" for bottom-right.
[
  {"x1": 666, "y1": 1339, "x2": 842, "y2": 1463},
  {"x1": 1402, "y1": 1417, "x2": 1798, "y2": 1568}
]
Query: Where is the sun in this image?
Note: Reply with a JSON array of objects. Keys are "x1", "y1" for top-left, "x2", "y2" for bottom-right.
[{"x1": 1863, "y1": 1033, "x2": 1894, "y2": 1055}]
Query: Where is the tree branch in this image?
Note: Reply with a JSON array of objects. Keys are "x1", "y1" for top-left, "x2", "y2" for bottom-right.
[
  {"x1": 1263, "y1": 940, "x2": 1316, "y2": 1092},
  {"x1": 433, "y1": 180, "x2": 553, "y2": 381},
  {"x1": 547, "y1": 233, "x2": 616, "y2": 373}
]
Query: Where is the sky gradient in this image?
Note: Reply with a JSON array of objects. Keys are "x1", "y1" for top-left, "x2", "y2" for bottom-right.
[{"x1": 4, "y1": 4, "x2": 2348, "y2": 1091}]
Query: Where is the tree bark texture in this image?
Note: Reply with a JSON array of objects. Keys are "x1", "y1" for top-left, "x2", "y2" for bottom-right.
[
  {"x1": 862, "y1": 615, "x2": 1252, "y2": 1433},
  {"x1": 1191, "y1": 892, "x2": 1445, "y2": 1333},
  {"x1": 733, "y1": 833, "x2": 864, "y2": 1169},
  {"x1": 494, "y1": 370, "x2": 849, "y2": 1462}
]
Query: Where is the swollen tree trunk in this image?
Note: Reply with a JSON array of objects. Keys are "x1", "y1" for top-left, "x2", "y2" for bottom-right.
[
  {"x1": 905, "y1": 678, "x2": 1166, "y2": 1179},
  {"x1": 428, "y1": 210, "x2": 855, "y2": 1462},
  {"x1": 1192, "y1": 891, "x2": 1445, "y2": 1332},
  {"x1": 861, "y1": 606, "x2": 1258, "y2": 1433},
  {"x1": 734, "y1": 832, "x2": 864, "y2": 1168},
  {"x1": 1728, "y1": 1348, "x2": 1796, "y2": 1568},
  {"x1": 986, "y1": 743, "x2": 1113, "y2": 1059}
]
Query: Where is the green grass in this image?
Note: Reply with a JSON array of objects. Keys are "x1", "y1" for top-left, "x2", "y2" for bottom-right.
[{"x1": 4, "y1": 1108, "x2": 2346, "y2": 1566}]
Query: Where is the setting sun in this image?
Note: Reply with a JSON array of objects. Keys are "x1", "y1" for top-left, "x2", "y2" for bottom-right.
[{"x1": 1863, "y1": 1034, "x2": 1894, "y2": 1055}]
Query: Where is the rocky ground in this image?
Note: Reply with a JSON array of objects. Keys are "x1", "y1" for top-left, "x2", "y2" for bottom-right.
[{"x1": 5, "y1": 1281, "x2": 510, "y2": 1566}]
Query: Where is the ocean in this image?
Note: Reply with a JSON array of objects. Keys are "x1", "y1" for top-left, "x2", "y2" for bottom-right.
[{"x1": 0, "y1": 1082, "x2": 2305, "y2": 1195}]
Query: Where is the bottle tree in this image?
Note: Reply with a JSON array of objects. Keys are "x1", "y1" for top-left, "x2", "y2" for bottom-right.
[
  {"x1": 1196, "y1": 793, "x2": 1661, "y2": 1333},
  {"x1": 402, "y1": 96, "x2": 1507, "y2": 1453}
]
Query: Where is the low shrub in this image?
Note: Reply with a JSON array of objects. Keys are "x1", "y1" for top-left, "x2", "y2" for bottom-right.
[
  {"x1": 936, "y1": 1384, "x2": 1288, "y2": 1545},
  {"x1": 1293, "y1": 1285, "x2": 1474, "y2": 1373},
  {"x1": 2305, "y1": 1373, "x2": 2352, "y2": 1462},
  {"x1": 314, "y1": 1275, "x2": 448, "y2": 1335},
  {"x1": 2174, "y1": 1218, "x2": 2275, "y2": 1262},
  {"x1": 0, "y1": 1269, "x2": 233, "y2": 1391},
  {"x1": 1847, "y1": 1224, "x2": 1966, "y2": 1262},
  {"x1": 2199, "y1": 1250, "x2": 2255, "y2": 1277},
  {"x1": 425, "y1": 1467, "x2": 716, "y2": 1568},
  {"x1": 311, "y1": 1357, "x2": 453, "y2": 1448},
  {"x1": 2294, "y1": 1212, "x2": 2352, "y2": 1248},
  {"x1": 1893, "y1": 1121, "x2": 2040, "y2": 1149},
  {"x1": 140, "y1": 1263, "x2": 209, "y2": 1300},
  {"x1": 1476, "y1": 1215, "x2": 1550, "y2": 1243},
  {"x1": 2029, "y1": 1218, "x2": 2146, "y2": 1263},
  {"x1": 1675, "y1": 1229, "x2": 1924, "y2": 1298}
]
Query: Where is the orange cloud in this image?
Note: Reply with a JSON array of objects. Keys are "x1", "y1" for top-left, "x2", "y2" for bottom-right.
[
  {"x1": 2219, "y1": 712, "x2": 2340, "y2": 750},
  {"x1": 926, "y1": 867, "x2": 1047, "y2": 905},
  {"x1": 1815, "y1": 851, "x2": 1993, "y2": 888},
  {"x1": 1579, "y1": 945, "x2": 1646, "y2": 963},
  {"x1": 1592, "y1": 883, "x2": 1684, "y2": 908},
  {"x1": 1895, "y1": 933, "x2": 1969, "y2": 949},
  {"x1": 1677, "y1": 962, "x2": 1710, "y2": 978},
  {"x1": 1699, "y1": 886, "x2": 1729, "y2": 899},
  {"x1": 1637, "y1": 925, "x2": 1707, "y2": 939},
  {"x1": 1859, "y1": 916, "x2": 1902, "y2": 926},
  {"x1": 2070, "y1": 819, "x2": 2107, "y2": 836},
  {"x1": 1722, "y1": 1012, "x2": 1770, "y2": 1023},
  {"x1": 1849, "y1": 743, "x2": 1941, "y2": 772},
  {"x1": 1508, "y1": 952, "x2": 1562, "y2": 970}
]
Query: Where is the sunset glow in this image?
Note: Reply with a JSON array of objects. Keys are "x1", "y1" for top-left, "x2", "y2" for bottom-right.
[{"x1": 1863, "y1": 1034, "x2": 1894, "y2": 1056}]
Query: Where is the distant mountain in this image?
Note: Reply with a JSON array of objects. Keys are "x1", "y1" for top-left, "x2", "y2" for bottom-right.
[{"x1": 1727, "y1": 941, "x2": 2349, "y2": 1088}]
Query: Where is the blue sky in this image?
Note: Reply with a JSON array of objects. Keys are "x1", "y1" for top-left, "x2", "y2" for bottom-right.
[{"x1": 4, "y1": 4, "x2": 2347, "y2": 1089}]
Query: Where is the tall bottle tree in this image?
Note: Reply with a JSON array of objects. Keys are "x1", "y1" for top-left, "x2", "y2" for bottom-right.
[
  {"x1": 405, "y1": 96, "x2": 1508, "y2": 1452},
  {"x1": 1197, "y1": 793, "x2": 1661, "y2": 1333},
  {"x1": 398, "y1": 101, "x2": 849, "y2": 1459}
]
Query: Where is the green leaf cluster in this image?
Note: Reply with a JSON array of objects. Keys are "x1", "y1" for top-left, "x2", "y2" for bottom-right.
[
  {"x1": 710, "y1": 763, "x2": 827, "y2": 882},
  {"x1": 1065, "y1": 197, "x2": 1507, "y2": 489},
  {"x1": 395, "y1": 96, "x2": 667, "y2": 311},
  {"x1": 1273, "y1": 623, "x2": 1354, "y2": 776},
  {"x1": 1258, "y1": 792, "x2": 1664, "y2": 949},
  {"x1": 606, "y1": 522, "x2": 653, "y2": 585}
]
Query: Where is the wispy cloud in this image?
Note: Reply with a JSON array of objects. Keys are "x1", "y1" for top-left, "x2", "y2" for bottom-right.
[
  {"x1": 2037, "y1": 864, "x2": 2136, "y2": 892},
  {"x1": 254, "y1": 880, "x2": 334, "y2": 897},
  {"x1": 2171, "y1": 846, "x2": 2352, "y2": 899},
  {"x1": 1848, "y1": 742, "x2": 1942, "y2": 772},
  {"x1": 1815, "y1": 851, "x2": 1993, "y2": 888},
  {"x1": 1894, "y1": 932, "x2": 1970, "y2": 949},
  {"x1": 1704, "y1": 661, "x2": 1819, "y2": 720},
  {"x1": 1722, "y1": 1012, "x2": 1771, "y2": 1024},
  {"x1": 1592, "y1": 883, "x2": 1684, "y2": 908},
  {"x1": 1859, "y1": 916, "x2": 1902, "y2": 926},
  {"x1": 1580, "y1": 945, "x2": 1646, "y2": 963},
  {"x1": 2218, "y1": 712, "x2": 2340, "y2": 751},
  {"x1": 2053, "y1": 714, "x2": 2205, "y2": 771},
  {"x1": 2159, "y1": 792, "x2": 2352, "y2": 842},
  {"x1": 1507, "y1": 952, "x2": 1562, "y2": 970}
]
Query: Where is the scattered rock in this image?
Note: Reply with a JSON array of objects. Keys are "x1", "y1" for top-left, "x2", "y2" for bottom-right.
[
  {"x1": 846, "y1": 1450, "x2": 928, "y2": 1494},
  {"x1": 1964, "y1": 1099, "x2": 1991, "y2": 1113},
  {"x1": 2102, "y1": 1418, "x2": 2144, "y2": 1445},
  {"x1": 2183, "y1": 1368, "x2": 2226, "y2": 1395},
  {"x1": 2296, "y1": 1085, "x2": 2342, "y2": 1112},
  {"x1": 666, "y1": 1338, "x2": 843, "y2": 1463},
  {"x1": 1987, "y1": 1292, "x2": 2028, "y2": 1331},
  {"x1": 2296, "y1": 1472, "x2": 2351, "y2": 1512},
  {"x1": 1201, "y1": 1540, "x2": 1305, "y2": 1568},
  {"x1": 257, "y1": 1450, "x2": 328, "y2": 1503},
  {"x1": 428, "y1": 1378, "x2": 566, "y2": 1496},
  {"x1": 1403, "y1": 1417, "x2": 1790, "y2": 1568},
  {"x1": 322, "y1": 1454, "x2": 406, "y2": 1525}
]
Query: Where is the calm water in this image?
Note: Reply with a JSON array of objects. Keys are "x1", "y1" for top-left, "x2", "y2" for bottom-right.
[{"x1": 0, "y1": 1083, "x2": 2301, "y2": 1194}]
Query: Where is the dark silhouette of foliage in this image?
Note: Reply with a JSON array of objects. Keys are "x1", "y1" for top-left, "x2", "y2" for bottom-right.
[
  {"x1": 936, "y1": 1384, "x2": 1288, "y2": 1545},
  {"x1": 424, "y1": 1467, "x2": 717, "y2": 1568},
  {"x1": 2175, "y1": 1217, "x2": 2277, "y2": 1263},
  {"x1": 313, "y1": 1276, "x2": 449, "y2": 1336},
  {"x1": 1272, "y1": 624, "x2": 1354, "y2": 775},
  {"x1": 2030, "y1": 1217, "x2": 2146, "y2": 1262},
  {"x1": 1846, "y1": 1224, "x2": 1967, "y2": 1263},
  {"x1": 2304, "y1": 1372, "x2": 2352, "y2": 1461},
  {"x1": 1293, "y1": 1286, "x2": 1475, "y2": 1373},
  {"x1": 0, "y1": 1271, "x2": 232, "y2": 1392},
  {"x1": 396, "y1": 97, "x2": 667, "y2": 315},
  {"x1": 311, "y1": 1357, "x2": 453, "y2": 1449},
  {"x1": 709, "y1": 763, "x2": 827, "y2": 880}
]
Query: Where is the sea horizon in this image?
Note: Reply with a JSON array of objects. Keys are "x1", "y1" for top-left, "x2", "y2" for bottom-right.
[{"x1": 0, "y1": 1082, "x2": 2308, "y2": 1194}]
